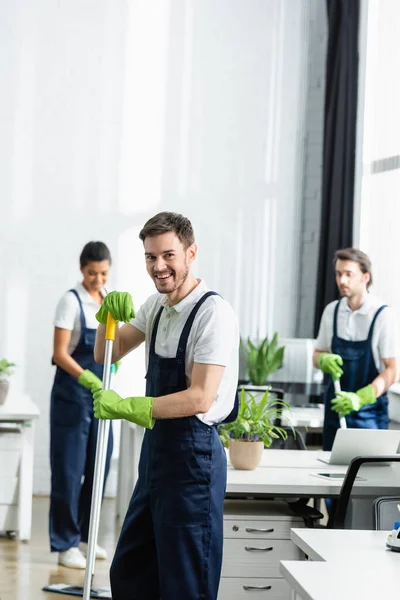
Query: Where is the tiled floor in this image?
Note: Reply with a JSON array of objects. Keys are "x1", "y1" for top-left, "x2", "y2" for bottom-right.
[{"x1": 0, "y1": 497, "x2": 119, "y2": 600}]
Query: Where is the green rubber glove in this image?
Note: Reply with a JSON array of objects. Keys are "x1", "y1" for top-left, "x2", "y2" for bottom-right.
[
  {"x1": 331, "y1": 384, "x2": 377, "y2": 417},
  {"x1": 317, "y1": 352, "x2": 344, "y2": 381},
  {"x1": 96, "y1": 292, "x2": 135, "y2": 324},
  {"x1": 93, "y1": 389, "x2": 155, "y2": 429},
  {"x1": 78, "y1": 369, "x2": 103, "y2": 392}
]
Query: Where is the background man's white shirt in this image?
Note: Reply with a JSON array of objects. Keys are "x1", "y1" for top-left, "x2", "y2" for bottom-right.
[{"x1": 315, "y1": 293, "x2": 398, "y2": 372}]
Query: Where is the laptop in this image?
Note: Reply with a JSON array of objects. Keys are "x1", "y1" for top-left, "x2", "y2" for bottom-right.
[{"x1": 318, "y1": 429, "x2": 400, "y2": 466}]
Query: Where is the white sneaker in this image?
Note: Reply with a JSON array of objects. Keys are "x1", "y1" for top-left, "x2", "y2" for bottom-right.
[
  {"x1": 58, "y1": 547, "x2": 87, "y2": 569},
  {"x1": 80, "y1": 542, "x2": 108, "y2": 560}
]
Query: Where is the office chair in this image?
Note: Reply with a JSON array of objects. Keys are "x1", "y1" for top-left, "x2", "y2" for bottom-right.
[
  {"x1": 330, "y1": 456, "x2": 400, "y2": 529},
  {"x1": 373, "y1": 496, "x2": 400, "y2": 530}
]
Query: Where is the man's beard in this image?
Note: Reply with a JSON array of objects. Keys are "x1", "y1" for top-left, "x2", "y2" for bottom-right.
[{"x1": 155, "y1": 263, "x2": 189, "y2": 294}]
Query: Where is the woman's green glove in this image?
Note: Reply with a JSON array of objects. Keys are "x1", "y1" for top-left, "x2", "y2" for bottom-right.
[
  {"x1": 317, "y1": 352, "x2": 344, "y2": 381},
  {"x1": 93, "y1": 389, "x2": 155, "y2": 429},
  {"x1": 96, "y1": 292, "x2": 135, "y2": 324},
  {"x1": 331, "y1": 384, "x2": 376, "y2": 417},
  {"x1": 78, "y1": 369, "x2": 103, "y2": 392}
]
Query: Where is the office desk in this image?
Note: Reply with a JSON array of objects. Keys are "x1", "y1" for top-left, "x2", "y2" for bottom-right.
[
  {"x1": 280, "y1": 529, "x2": 399, "y2": 600},
  {"x1": 116, "y1": 440, "x2": 400, "y2": 520},
  {"x1": 226, "y1": 449, "x2": 400, "y2": 499},
  {"x1": 0, "y1": 393, "x2": 40, "y2": 541}
]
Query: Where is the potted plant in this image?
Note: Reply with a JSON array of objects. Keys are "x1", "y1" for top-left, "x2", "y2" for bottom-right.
[
  {"x1": 218, "y1": 388, "x2": 292, "y2": 470},
  {"x1": 241, "y1": 333, "x2": 285, "y2": 386},
  {"x1": 0, "y1": 359, "x2": 15, "y2": 405}
]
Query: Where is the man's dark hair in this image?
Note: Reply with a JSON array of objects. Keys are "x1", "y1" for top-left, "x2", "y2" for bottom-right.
[
  {"x1": 333, "y1": 247, "x2": 373, "y2": 289},
  {"x1": 80, "y1": 242, "x2": 112, "y2": 268},
  {"x1": 139, "y1": 212, "x2": 195, "y2": 248}
]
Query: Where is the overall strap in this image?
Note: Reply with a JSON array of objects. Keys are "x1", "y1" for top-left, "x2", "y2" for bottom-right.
[
  {"x1": 149, "y1": 306, "x2": 164, "y2": 355},
  {"x1": 367, "y1": 305, "x2": 387, "y2": 342},
  {"x1": 333, "y1": 299, "x2": 341, "y2": 338},
  {"x1": 69, "y1": 289, "x2": 87, "y2": 331},
  {"x1": 176, "y1": 292, "x2": 219, "y2": 361}
]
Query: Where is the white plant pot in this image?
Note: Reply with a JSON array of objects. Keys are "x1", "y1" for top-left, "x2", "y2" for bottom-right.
[
  {"x1": 229, "y1": 439, "x2": 264, "y2": 470},
  {"x1": 238, "y1": 385, "x2": 270, "y2": 404},
  {"x1": 0, "y1": 378, "x2": 10, "y2": 405}
]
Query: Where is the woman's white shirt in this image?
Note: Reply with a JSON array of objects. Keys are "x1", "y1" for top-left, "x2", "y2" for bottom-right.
[{"x1": 53, "y1": 282, "x2": 106, "y2": 355}]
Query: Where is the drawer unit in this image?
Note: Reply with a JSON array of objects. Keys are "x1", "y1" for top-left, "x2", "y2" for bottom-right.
[
  {"x1": 0, "y1": 451, "x2": 20, "y2": 478},
  {"x1": 0, "y1": 426, "x2": 23, "y2": 451},
  {"x1": 219, "y1": 577, "x2": 291, "y2": 600},
  {"x1": 0, "y1": 505, "x2": 18, "y2": 532},
  {"x1": 220, "y1": 499, "x2": 305, "y2": 600},
  {"x1": 0, "y1": 478, "x2": 18, "y2": 504},
  {"x1": 224, "y1": 517, "x2": 295, "y2": 540},
  {"x1": 222, "y1": 539, "x2": 302, "y2": 578}
]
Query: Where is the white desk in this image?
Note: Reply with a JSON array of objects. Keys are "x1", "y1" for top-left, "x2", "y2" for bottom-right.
[
  {"x1": 226, "y1": 449, "x2": 400, "y2": 499},
  {"x1": 280, "y1": 528, "x2": 399, "y2": 600},
  {"x1": 0, "y1": 393, "x2": 40, "y2": 541},
  {"x1": 116, "y1": 441, "x2": 400, "y2": 520}
]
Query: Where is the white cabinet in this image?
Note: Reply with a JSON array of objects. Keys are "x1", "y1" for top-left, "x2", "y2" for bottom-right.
[
  {"x1": 0, "y1": 425, "x2": 22, "y2": 534},
  {"x1": 220, "y1": 499, "x2": 305, "y2": 600}
]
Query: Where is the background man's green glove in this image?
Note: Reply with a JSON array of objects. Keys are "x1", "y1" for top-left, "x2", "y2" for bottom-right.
[
  {"x1": 78, "y1": 369, "x2": 103, "y2": 392},
  {"x1": 331, "y1": 384, "x2": 376, "y2": 417},
  {"x1": 96, "y1": 292, "x2": 135, "y2": 324},
  {"x1": 93, "y1": 389, "x2": 155, "y2": 429},
  {"x1": 317, "y1": 352, "x2": 344, "y2": 380}
]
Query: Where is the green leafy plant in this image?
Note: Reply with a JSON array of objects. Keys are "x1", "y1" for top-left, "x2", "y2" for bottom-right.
[
  {"x1": 0, "y1": 359, "x2": 15, "y2": 377},
  {"x1": 241, "y1": 333, "x2": 285, "y2": 386},
  {"x1": 218, "y1": 388, "x2": 292, "y2": 448}
]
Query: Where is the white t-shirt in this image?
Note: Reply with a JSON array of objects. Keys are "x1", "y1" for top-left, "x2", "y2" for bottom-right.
[
  {"x1": 53, "y1": 282, "x2": 106, "y2": 355},
  {"x1": 315, "y1": 294, "x2": 397, "y2": 372},
  {"x1": 130, "y1": 279, "x2": 240, "y2": 426}
]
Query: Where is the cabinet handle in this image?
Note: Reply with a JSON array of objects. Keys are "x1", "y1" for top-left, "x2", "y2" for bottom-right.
[
  {"x1": 243, "y1": 585, "x2": 272, "y2": 591},
  {"x1": 244, "y1": 546, "x2": 273, "y2": 552},
  {"x1": 245, "y1": 527, "x2": 274, "y2": 534}
]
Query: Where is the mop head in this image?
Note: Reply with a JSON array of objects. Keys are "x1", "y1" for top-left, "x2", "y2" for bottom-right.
[{"x1": 42, "y1": 584, "x2": 111, "y2": 598}]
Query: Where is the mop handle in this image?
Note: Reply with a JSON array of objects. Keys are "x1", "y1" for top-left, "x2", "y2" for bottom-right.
[
  {"x1": 83, "y1": 313, "x2": 116, "y2": 600},
  {"x1": 333, "y1": 378, "x2": 347, "y2": 429}
]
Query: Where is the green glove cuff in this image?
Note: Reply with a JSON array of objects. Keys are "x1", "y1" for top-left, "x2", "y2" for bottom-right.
[
  {"x1": 121, "y1": 396, "x2": 155, "y2": 429},
  {"x1": 78, "y1": 369, "x2": 102, "y2": 392},
  {"x1": 356, "y1": 384, "x2": 377, "y2": 408},
  {"x1": 94, "y1": 390, "x2": 155, "y2": 429}
]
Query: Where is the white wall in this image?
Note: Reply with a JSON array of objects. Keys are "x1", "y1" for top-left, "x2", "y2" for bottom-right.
[
  {"x1": 296, "y1": 0, "x2": 327, "y2": 337},
  {"x1": 0, "y1": 0, "x2": 315, "y2": 494},
  {"x1": 355, "y1": 0, "x2": 400, "y2": 328}
]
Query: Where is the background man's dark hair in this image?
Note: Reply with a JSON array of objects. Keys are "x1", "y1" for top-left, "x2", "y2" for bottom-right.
[
  {"x1": 139, "y1": 212, "x2": 195, "y2": 248},
  {"x1": 333, "y1": 247, "x2": 373, "y2": 289},
  {"x1": 80, "y1": 242, "x2": 112, "y2": 268}
]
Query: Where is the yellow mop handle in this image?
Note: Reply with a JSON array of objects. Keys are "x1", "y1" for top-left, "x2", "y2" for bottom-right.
[{"x1": 105, "y1": 313, "x2": 116, "y2": 341}]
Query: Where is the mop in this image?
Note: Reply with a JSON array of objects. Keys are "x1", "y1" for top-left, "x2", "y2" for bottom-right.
[
  {"x1": 43, "y1": 313, "x2": 116, "y2": 599},
  {"x1": 333, "y1": 378, "x2": 347, "y2": 430}
]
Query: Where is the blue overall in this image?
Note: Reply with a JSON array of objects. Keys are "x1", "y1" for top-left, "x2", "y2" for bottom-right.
[
  {"x1": 49, "y1": 289, "x2": 113, "y2": 551},
  {"x1": 110, "y1": 292, "x2": 231, "y2": 600},
  {"x1": 323, "y1": 299, "x2": 389, "y2": 451}
]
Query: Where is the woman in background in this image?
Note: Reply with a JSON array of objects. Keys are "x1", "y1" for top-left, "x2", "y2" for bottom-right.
[{"x1": 50, "y1": 241, "x2": 113, "y2": 569}]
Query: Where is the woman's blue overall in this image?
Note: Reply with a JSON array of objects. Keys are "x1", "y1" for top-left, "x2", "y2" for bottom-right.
[{"x1": 49, "y1": 289, "x2": 113, "y2": 551}]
